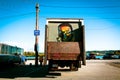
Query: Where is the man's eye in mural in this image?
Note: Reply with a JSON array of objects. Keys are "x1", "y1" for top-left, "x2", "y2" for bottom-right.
[{"x1": 57, "y1": 23, "x2": 74, "y2": 42}]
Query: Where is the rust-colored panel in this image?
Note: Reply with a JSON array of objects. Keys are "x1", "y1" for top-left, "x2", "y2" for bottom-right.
[
  {"x1": 49, "y1": 53, "x2": 80, "y2": 60},
  {"x1": 47, "y1": 42, "x2": 80, "y2": 53},
  {"x1": 47, "y1": 42, "x2": 80, "y2": 60}
]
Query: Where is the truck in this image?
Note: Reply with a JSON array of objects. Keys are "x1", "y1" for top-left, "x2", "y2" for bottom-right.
[{"x1": 44, "y1": 18, "x2": 86, "y2": 71}]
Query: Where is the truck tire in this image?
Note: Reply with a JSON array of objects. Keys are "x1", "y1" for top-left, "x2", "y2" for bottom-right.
[
  {"x1": 78, "y1": 61, "x2": 81, "y2": 68},
  {"x1": 49, "y1": 60, "x2": 58, "y2": 71},
  {"x1": 70, "y1": 61, "x2": 79, "y2": 71},
  {"x1": 70, "y1": 63, "x2": 74, "y2": 71},
  {"x1": 48, "y1": 60, "x2": 52, "y2": 70},
  {"x1": 74, "y1": 61, "x2": 79, "y2": 71}
]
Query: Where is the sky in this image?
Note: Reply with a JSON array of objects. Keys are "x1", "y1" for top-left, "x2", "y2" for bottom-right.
[{"x1": 0, "y1": 0, "x2": 120, "y2": 52}]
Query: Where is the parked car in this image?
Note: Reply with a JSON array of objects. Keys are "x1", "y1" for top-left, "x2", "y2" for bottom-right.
[
  {"x1": 103, "y1": 53, "x2": 119, "y2": 59},
  {"x1": 0, "y1": 54, "x2": 21, "y2": 65},
  {"x1": 86, "y1": 53, "x2": 96, "y2": 59}
]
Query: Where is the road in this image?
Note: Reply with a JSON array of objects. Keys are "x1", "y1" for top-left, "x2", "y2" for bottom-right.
[{"x1": 0, "y1": 60, "x2": 120, "y2": 80}]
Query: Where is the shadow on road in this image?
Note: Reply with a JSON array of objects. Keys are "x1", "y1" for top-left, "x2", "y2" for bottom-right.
[{"x1": 0, "y1": 64, "x2": 61, "y2": 79}]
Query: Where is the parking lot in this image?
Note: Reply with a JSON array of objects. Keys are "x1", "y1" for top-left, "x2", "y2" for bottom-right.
[{"x1": 0, "y1": 60, "x2": 120, "y2": 80}]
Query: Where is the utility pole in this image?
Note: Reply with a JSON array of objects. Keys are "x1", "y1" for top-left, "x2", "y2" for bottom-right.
[{"x1": 34, "y1": 3, "x2": 39, "y2": 66}]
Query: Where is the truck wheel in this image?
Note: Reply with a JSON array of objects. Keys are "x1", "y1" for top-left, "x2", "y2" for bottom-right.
[
  {"x1": 48, "y1": 60, "x2": 52, "y2": 70},
  {"x1": 49, "y1": 60, "x2": 58, "y2": 71},
  {"x1": 78, "y1": 61, "x2": 81, "y2": 68},
  {"x1": 70, "y1": 63, "x2": 74, "y2": 71},
  {"x1": 70, "y1": 61, "x2": 79, "y2": 71},
  {"x1": 74, "y1": 61, "x2": 79, "y2": 71},
  {"x1": 74, "y1": 67, "x2": 78, "y2": 71}
]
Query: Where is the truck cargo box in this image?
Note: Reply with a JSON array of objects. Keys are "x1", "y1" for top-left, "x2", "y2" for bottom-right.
[{"x1": 44, "y1": 18, "x2": 86, "y2": 70}]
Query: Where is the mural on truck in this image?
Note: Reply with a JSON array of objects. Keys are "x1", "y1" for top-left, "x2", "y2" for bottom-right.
[{"x1": 57, "y1": 23, "x2": 74, "y2": 42}]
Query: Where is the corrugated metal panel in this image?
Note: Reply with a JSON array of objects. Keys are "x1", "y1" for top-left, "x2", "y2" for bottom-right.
[{"x1": 47, "y1": 42, "x2": 80, "y2": 60}]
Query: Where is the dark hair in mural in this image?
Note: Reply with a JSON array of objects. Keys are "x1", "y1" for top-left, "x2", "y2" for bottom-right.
[{"x1": 57, "y1": 23, "x2": 74, "y2": 42}]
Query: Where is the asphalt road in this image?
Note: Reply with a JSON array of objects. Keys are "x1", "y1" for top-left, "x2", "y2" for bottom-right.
[{"x1": 0, "y1": 60, "x2": 120, "y2": 80}]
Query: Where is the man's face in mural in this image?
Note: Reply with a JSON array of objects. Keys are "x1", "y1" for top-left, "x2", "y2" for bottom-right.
[
  {"x1": 58, "y1": 23, "x2": 73, "y2": 42},
  {"x1": 60, "y1": 26, "x2": 71, "y2": 36}
]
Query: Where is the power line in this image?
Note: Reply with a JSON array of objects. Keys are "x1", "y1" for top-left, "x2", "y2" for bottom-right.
[
  {"x1": 0, "y1": 12, "x2": 35, "y2": 19},
  {"x1": 40, "y1": 4, "x2": 120, "y2": 8},
  {"x1": 85, "y1": 17, "x2": 120, "y2": 20},
  {"x1": 39, "y1": 0, "x2": 120, "y2": 3},
  {"x1": 40, "y1": 16, "x2": 120, "y2": 20},
  {"x1": 1, "y1": 12, "x2": 120, "y2": 20}
]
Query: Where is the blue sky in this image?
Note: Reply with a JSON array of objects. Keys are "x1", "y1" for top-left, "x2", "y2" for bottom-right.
[{"x1": 0, "y1": 0, "x2": 120, "y2": 52}]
